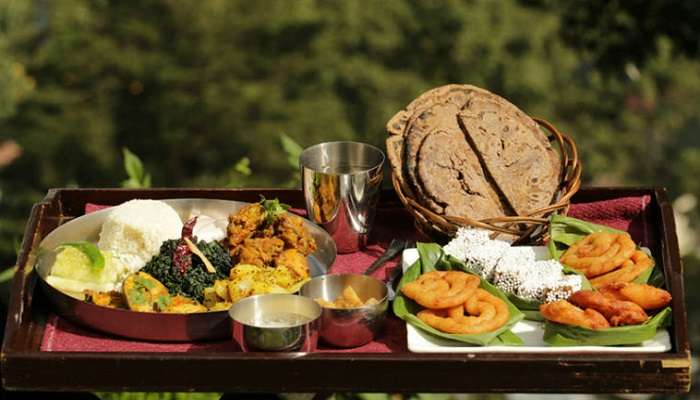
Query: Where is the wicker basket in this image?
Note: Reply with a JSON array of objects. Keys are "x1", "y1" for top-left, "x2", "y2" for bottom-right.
[{"x1": 390, "y1": 117, "x2": 582, "y2": 244}]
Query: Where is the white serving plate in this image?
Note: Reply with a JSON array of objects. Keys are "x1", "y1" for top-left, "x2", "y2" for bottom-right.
[{"x1": 401, "y1": 247, "x2": 671, "y2": 353}]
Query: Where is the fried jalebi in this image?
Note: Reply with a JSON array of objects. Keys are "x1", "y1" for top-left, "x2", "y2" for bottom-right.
[
  {"x1": 417, "y1": 288, "x2": 509, "y2": 334},
  {"x1": 569, "y1": 289, "x2": 648, "y2": 327},
  {"x1": 560, "y1": 232, "x2": 636, "y2": 278},
  {"x1": 598, "y1": 282, "x2": 672, "y2": 310},
  {"x1": 590, "y1": 250, "x2": 653, "y2": 288},
  {"x1": 401, "y1": 270, "x2": 479, "y2": 309},
  {"x1": 540, "y1": 300, "x2": 610, "y2": 330}
]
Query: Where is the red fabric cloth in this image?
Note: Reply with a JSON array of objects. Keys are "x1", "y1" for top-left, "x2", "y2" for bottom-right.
[
  {"x1": 569, "y1": 195, "x2": 654, "y2": 247},
  {"x1": 41, "y1": 195, "x2": 653, "y2": 353}
]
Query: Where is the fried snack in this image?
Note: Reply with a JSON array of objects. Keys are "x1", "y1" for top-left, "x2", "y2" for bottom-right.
[
  {"x1": 227, "y1": 203, "x2": 266, "y2": 250},
  {"x1": 316, "y1": 286, "x2": 379, "y2": 309},
  {"x1": 560, "y1": 232, "x2": 636, "y2": 278},
  {"x1": 569, "y1": 290, "x2": 648, "y2": 327},
  {"x1": 275, "y1": 248, "x2": 310, "y2": 279},
  {"x1": 417, "y1": 289, "x2": 509, "y2": 334},
  {"x1": 122, "y1": 272, "x2": 170, "y2": 313},
  {"x1": 540, "y1": 300, "x2": 610, "y2": 330},
  {"x1": 401, "y1": 271, "x2": 479, "y2": 309},
  {"x1": 590, "y1": 250, "x2": 654, "y2": 288},
  {"x1": 84, "y1": 290, "x2": 127, "y2": 309},
  {"x1": 276, "y1": 213, "x2": 317, "y2": 256},
  {"x1": 231, "y1": 237, "x2": 285, "y2": 267},
  {"x1": 598, "y1": 282, "x2": 672, "y2": 310}
]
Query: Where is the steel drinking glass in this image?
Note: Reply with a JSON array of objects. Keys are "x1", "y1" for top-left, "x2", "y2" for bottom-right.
[{"x1": 300, "y1": 141, "x2": 385, "y2": 253}]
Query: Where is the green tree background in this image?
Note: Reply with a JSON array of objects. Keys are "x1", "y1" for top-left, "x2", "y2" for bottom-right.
[{"x1": 1, "y1": 0, "x2": 700, "y2": 398}]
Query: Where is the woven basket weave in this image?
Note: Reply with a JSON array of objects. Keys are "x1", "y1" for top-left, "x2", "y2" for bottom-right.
[{"x1": 390, "y1": 117, "x2": 581, "y2": 244}]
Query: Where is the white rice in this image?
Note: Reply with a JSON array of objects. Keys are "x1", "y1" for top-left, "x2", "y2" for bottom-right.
[{"x1": 98, "y1": 199, "x2": 183, "y2": 273}]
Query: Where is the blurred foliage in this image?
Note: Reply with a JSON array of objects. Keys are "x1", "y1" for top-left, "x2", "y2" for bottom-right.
[
  {"x1": 121, "y1": 147, "x2": 151, "y2": 188},
  {"x1": 0, "y1": 0, "x2": 699, "y2": 396},
  {"x1": 556, "y1": 0, "x2": 700, "y2": 74}
]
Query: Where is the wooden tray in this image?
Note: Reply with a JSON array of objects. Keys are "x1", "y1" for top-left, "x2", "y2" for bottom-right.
[{"x1": 1, "y1": 187, "x2": 690, "y2": 393}]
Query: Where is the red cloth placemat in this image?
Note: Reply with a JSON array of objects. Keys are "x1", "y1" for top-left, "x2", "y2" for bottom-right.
[{"x1": 41, "y1": 195, "x2": 654, "y2": 352}]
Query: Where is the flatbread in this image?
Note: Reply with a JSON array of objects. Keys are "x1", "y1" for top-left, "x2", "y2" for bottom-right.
[
  {"x1": 416, "y1": 129, "x2": 506, "y2": 219},
  {"x1": 403, "y1": 102, "x2": 465, "y2": 213},
  {"x1": 386, "y1": 84, "x2": 493, "y2": 137},
  {"x1": 385, "y1": 135, "x2": 416, "y2": 199},
  {"x1": 458, "y1": 106, "x2": 561, "y2": 215},
  {"x1": 385, "y1": 83, "x2": 563, "y2": 223}
]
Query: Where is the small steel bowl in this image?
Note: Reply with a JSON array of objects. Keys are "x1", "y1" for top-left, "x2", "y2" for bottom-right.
[
  {"x1": 300, "y1": 273, "x2": 388, "y2": 348},
  {"x1": 229, "y1": 294, "x2": 321, "y2": 352}
]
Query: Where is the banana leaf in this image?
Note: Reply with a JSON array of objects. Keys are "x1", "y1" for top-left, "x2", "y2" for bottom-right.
[
  {"x1": 548, "y1": 214, "x2": 656, "y2": 287},
  {"x1": 542, "y1": 307, "x2": 672, "y2": 346},
  {"x1": 393, "y1": 243, "x2": 525, "y2": 346}
]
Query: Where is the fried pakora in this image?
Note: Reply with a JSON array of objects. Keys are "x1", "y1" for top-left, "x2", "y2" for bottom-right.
[
  {"x1": 569, "y1": 289, "x2": 648, "y2": 327},
  {"x1": 275, "y1": 214, "x2": 317, "y2": 256},
  {"x1": 540, "y1": 300, "x2": 610, "y2": 330},
  {"x1": 275, "y1": 248, "x2": 310, "y2": 279},
  {"x1": 598, "y1": 282, "x2": 672, "y2": 310},
  {"x1": 231, "y1": 237, "x2": 285, "y2": 267},
  {"x1": 227, "y1": 203, "x2": 266, "y2": 250}
]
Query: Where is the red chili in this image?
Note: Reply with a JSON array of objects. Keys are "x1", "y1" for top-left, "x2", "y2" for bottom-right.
[{"x1": 173, "y1": 216, "x2": 198, "y2": 274}]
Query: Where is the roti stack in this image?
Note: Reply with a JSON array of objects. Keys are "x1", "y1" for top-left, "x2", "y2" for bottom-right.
[{"x1": 386, "y1": 84, "x2": 562, "y2": 223}]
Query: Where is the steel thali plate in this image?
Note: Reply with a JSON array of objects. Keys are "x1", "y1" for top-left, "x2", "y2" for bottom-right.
[{"x1": 34, "y1": 198, "x2": 336, "y2": 342}]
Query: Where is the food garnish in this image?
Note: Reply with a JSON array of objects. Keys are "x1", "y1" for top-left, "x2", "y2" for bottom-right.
[
  {"x1": 315, "y1": 286, "x2": 379, "y2": 309},
  {"x1": 260, "y1": 196, "x2": 290, "y2": 226},
  {"x1": 173, "y1": 216, "x2": 198, "y2": 274},
  {"x1": 183, "y1": 237, "x2": 216, "y2": 274}
]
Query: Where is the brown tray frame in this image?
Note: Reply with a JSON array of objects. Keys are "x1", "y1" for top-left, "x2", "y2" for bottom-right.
[{"x1": 1, "y1": 187, "x2": 691, "y2": 393}]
